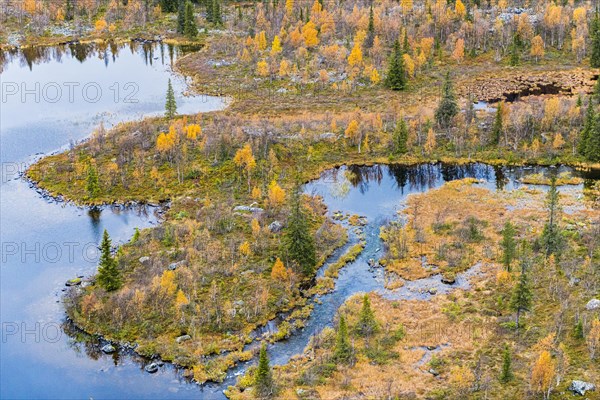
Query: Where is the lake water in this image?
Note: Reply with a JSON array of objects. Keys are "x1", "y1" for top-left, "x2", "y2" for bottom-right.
[{"x1": 0, "y1": 41, "x2": 226, "y2": 399}]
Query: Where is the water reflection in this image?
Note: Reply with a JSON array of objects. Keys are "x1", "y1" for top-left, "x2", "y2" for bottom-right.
[{"x1": 0, "y1": 41, "x2": 199, "y2": 73}]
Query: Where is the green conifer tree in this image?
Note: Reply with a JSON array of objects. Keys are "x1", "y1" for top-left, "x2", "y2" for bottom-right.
[
  {"x1": 384, "y1": 39, "x2": 406, "y2": 91},
  {"x1": 579, "y1": 100, "x2": 595, "y2": 157},
  {"x1": 434, "y1": 72, "x2": 459, "y2": 129},
  {"x1": 490, "y1": 103, "x2": 503, "y2": 146},
  {"x1": 334, "y1": 315, "x2": 353, "y2": 363},
  {"x1": 255, "y1": 343, "x2": 273, "y2": 398},
  {"x1": 183, "y1": 1, "x2": 198, "y2": 38},
  {"x1": 500, "y1": 221, "x2": 516, "y2": 272},
  {"x1": 591, "y1": 13, "x2": 600, "y2": 68},
  {"x1": 541, "y1": 176, "x2": 563, "y2": 257},
  {"x1": 285, "y1": 191, "x2": 316, "y2": 276},
  {"x1": 509, "y1": 261, "x2": 532, "y2": 329},
  {"x1": 97, "y1": 229, "x2": 122, "y2": 291},
  {"x1": 177, "y1": 0, "x2": 186, "y2": 34},
  {"x1": 500, "y1": 344, "x2": 513, "y2": 383},
  {"x1": 356, "y1": 295, "x2": 378, "y2": 337},
  {"x1": 393, "y1": 117, "x2": 409, "y2": 155},
  {"x1": 86, "y1": 162, "x2": 100, "y2": 198},
  {"x1": 165, "y1": 79, "x2": 177, "y2": 119}
]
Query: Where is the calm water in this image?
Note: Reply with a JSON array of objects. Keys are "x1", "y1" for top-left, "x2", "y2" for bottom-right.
[{"x1": 0, "y1": 42, "x2": 225, "y2": 399}]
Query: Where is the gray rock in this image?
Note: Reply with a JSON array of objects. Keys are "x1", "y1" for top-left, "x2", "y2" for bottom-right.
[
  {"x1": 168, "y1": 260, "x2": 187, "y2": 271},
  {"x1": 176, "y1": 335, "x2": 191, "y2": 344},
  {"x1": 428, "y1": 368, "x2": 439, "y2": 376},
  {"x1": 428, "y1": 287, "x2": 438, "y2": 295},
  {"x1": 145, "y1": 362, "x2": 159, "y2": 373},
  {"x1": 569, "y1": 380, "x2": 596, "y2": 396},
  {"x1": 233, "y1": 205, "x2": 264, "y2": 213},
  {"x1": 268, "y1": 221, "x2": 283, "y2": 233},
  {"x1": 233, "y1": 300, "x2": 245, "y2": 307},
  {"x1": 139, "y1": 256, "x2": 151, "y2": 265},
  {"x1": 586, "y1": 299, "x2": 600, "y2": 310},
  {"x1": 101, "y1": 344, "x2": 116, "y2": 354}
]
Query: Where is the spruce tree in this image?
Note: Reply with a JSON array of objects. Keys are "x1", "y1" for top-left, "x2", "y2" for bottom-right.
[
  {"x1": 393, "y1": 117, "x2": 409, "y2": 155},
  {"x1": 165, "y1": 79, "x2": 177, "y2": 119},
  {"x1": 365, "y1": 5, "x2": 375, "y2": 48},
  {"x1": 500, "y1": 221, "x2": 516, "y2": 272},
  {"x1": 588, "y1": 113, "x2": 600, "y2": 162},
  {"x1": 255, "y1": 343, "x2": 273, "y2": 398},
  {"x1": 500, "y1": 344, "x2": 513, "y2": 383},
  {"x1": 206, "y1": 0, "x2": 214, "y2": 23},
  {"x1": 591, "y1": 13, "x2": 600, "y2": 68},
  {"x1": 384, "y1": 39, "x2": 406, "y2": 91},
  {"x1": 177, "y1": 0, "x2": 186, "y2": 34},
  {"x1": 334, "y1": 315, "x2": 353, "y2": 363},
  {"x1": 285, "y1": 191, "x2": 316, "y2": 276},
  {"x1": 579, "y1": 99, "x2": 595, "y2": 157},
  {"x1": 573, "y1": 319, "x2": 584, "y2": 339},
  {"x1": 509, "y1": 261, "x2": 532, "y2": 329},
  {"x1": 161, "y1": 0, "x2": 177, "y2": 13},
  {"x1": 86, "y1": 163, "x2": 100, "y2": 198},
  {"x1": 184, "y1": 1, "x2": 198, "y2": 38},
  {"x1": 356, "y1": 295, "x2": 378, "y2": 337},
  {"x1": 434, "y1": 72, "x2": 459, "y2": 129},
  {"x1": 490, "y1": 103, "x2": 503, "y2": 146},
  {"x1": 97, "y1": 230, "x2": 122, "y2": 291},
  {"x1": 509, "y1": 34, "x2": 520, "y2": 66},
  {"x1": 211, "y1": 0, "x2": 222, "y2": 25},
  {"x1": 541, "y1": 176, "x2": 563, "y2": 257}
]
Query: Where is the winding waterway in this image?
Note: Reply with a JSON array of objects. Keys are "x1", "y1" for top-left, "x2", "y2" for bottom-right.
[{"x1": 2, "y1": 43, "x2": 600, "y2": 399}]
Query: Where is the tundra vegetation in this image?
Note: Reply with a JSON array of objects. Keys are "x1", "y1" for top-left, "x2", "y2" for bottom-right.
[{"x1": 15, "y1": 0, "x2": 600, "y2": 397}]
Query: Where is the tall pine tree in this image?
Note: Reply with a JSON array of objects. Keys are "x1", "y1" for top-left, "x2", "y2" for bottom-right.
[
  {"x1": 490, "y1": 102, "x2": 503, "y2": 146},
  {"x1": 500, "y1": 344, "x2": 513, "y2": 383},
  {"x1": 578, "y1": 99, "x2": 595, "y2": 157},
  {"x1": 435, "y1": 72, "x2": 459, "y2": 129},
  {"x1": 183, "y1": 1, "x2": 198, "y2": 38},
  {"x1": 591, "y1": 13, "x2": 600, "y2": 68},
  {"x1": 177, "y1": 0, "x2": 186, "y2": 34},
  {"x1": 334, "y1": 314, "x2": 353, "y2": 363},
  {"x1": 384, "y1": 39, "x2": 406, "y2": 91},
  {"x1": 255, "y1": 343, "x2": 273, "y2": 398},
  {"x1": 285, "y1": 190, "x2": 316, "y2": 276},
  {"x1": 356, "y1": 295, "x2": 378, "y2": 337},
  {"x1": 393, "y1": 117, "x2": 409, "y2": 155},
  {"x1": 541, "y1": 176, "x2": 563, "y2": 257},
  {"x1": 97, "y1": 230, "x2": 122, "y2": 291},
  {"x1": 86, "y1": 162, "x2": 100, "y2": 198},
  {"x1": 510, "y1": 260, "x2": 532, "y2": 329},
  {"x1": 500, "y1": 221, "x2": 516, "y2": 272},
  {"x1": 165, "y1": 79, "x2": 177, "y2": 119}
]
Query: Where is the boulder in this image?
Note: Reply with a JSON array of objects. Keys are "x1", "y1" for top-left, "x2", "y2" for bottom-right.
[
  {"x1": 233, "y1": 205, "x2": 264, "y2": 213},
  {"x1": 144, "y1": 362, "x2": 159, "y2": 373},
  {"x1": 176, "y1": 335, "x2": 191, "y2": 344},
  {"x1": 586, "y1": 299, "x2": 600, "y2": 311},
  {"x1": 101, "y1": 344, "x2": 116, "y2": 354},
  {"x1": 569, "y1": 380, "x2": 596, "y2": 396},
  {"x1": 139, "y1": 256, "x2": 151, "y2": 266},
  {"x1": 268, "y1": 221, "x2": 283, "y2": 233},
  {"x1": 428, "y1": 368, "x2": 440, "y2": 376},
  {"x1": 428, "y1": 287, "x2": 438, "y2": 295},
  {"x1": 168, "y1": 260, "x2": 187, "y2": 271}
]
